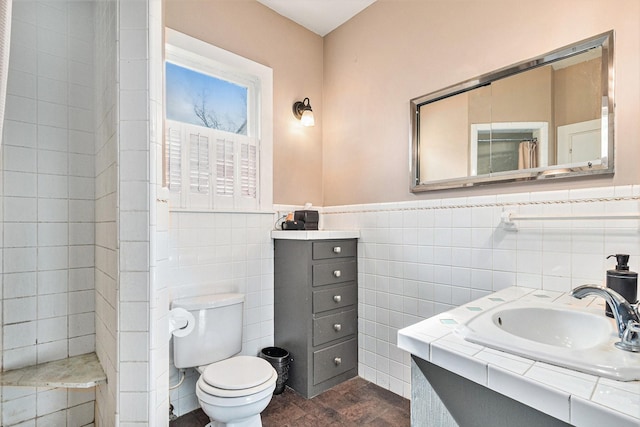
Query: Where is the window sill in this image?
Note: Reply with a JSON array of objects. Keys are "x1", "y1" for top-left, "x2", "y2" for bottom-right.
[{"x1": 169, "y1": 207, "x2": 275, "y2": 215}]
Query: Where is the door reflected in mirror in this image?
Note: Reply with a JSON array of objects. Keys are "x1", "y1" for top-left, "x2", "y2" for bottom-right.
[{"x1": 411, "y1": 31, "x2": 613, "y2": 192}]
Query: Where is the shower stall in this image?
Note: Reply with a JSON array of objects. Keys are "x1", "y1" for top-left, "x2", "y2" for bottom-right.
[{"x1": 0, "y1": 0, "x2": 166, "y2": 425}]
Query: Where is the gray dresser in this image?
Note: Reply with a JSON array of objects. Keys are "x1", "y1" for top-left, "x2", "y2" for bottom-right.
[{"x1": 273, "y1": 234, "x2": 358, "y2": 398}]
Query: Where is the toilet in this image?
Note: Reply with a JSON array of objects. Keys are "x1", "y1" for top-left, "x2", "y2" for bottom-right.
[{"x1": 172, "y1": 293, "x2": 277, "y2": 427}]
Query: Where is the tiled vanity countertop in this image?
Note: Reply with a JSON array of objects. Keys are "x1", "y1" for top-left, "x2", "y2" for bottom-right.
[{"x1": 398, "y1": 287, "x2": 640, "y2": 427}]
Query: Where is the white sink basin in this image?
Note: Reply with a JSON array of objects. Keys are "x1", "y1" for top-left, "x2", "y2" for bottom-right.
[{"x1": 457, "y1": 300, "x2": 640, "y2": 381}]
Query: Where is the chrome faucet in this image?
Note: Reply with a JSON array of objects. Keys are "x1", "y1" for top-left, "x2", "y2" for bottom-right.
[{"x1": 571, "y1": 284, "x2": 640, "y2": 352}]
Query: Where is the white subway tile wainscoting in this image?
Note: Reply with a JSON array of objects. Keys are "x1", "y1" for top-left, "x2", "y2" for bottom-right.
[
  {"x1": 166, "y1": 211, "x2": 275, "y2": 417},
  {"x1": 322, "y1": 185, "x2": 640, "y2": 399}
]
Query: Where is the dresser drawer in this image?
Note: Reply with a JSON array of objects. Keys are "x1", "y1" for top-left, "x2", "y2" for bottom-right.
[
  {"x1": 313, "y1": 240, "x2": 357, "y2": 260},
  {"x1": 312, "y1": 260, "x2": 356, "y2": 287},
  {"x1": 313, "y1": 309, "x2": 357, "y2": 347},
  {"x1": 313, "y1": 284, "x2": 357, "y2": 314},
  {"x1": 313, "y1": 338, "x2": 357, "y2": 385}
]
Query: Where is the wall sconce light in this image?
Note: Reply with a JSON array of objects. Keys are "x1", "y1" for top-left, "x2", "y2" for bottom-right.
[{"x1": 292, "y1": 97, "x2": 315, "y2": 127}]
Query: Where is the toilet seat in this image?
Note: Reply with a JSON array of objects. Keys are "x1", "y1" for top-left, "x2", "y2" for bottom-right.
[{"x1": 198, "y1": 356, "x2": 277, "y2": 398}]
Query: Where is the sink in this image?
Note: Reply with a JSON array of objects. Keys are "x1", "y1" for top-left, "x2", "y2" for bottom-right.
[
  {"x1": 457, "y1": 300, "x2": 640, "y2": 381},
  {"x1": 487, "y1": 304, "x2": 612, "y2": 349}
]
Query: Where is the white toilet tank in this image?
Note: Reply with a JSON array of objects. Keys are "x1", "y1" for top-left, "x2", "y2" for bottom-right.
[{"x1": 172, "y1": 293, "x2": 244, "y2": 369}]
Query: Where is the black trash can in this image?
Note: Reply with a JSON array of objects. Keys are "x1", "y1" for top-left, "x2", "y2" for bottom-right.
[{"x1": 259, "y1": 347, "x2": 290, "y2": 395}]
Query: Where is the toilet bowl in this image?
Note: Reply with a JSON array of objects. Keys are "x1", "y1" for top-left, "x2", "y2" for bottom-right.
[{"x1": 195, "y1": 355, "x2": 277, "y2": 427}]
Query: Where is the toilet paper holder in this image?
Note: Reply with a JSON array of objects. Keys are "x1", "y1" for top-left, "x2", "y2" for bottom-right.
[{"x1": 168, "y1": 307, "x2": 195, "y2": 338}]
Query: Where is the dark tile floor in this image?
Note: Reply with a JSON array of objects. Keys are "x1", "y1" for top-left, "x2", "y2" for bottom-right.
[{"x1": 170, "y1": 377, "x2": 410, "y2": 427}]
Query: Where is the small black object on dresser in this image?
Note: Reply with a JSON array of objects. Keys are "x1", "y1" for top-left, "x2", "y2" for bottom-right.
[{"x1": 294, "y1": 210, "x2": 319, "y2": 230}]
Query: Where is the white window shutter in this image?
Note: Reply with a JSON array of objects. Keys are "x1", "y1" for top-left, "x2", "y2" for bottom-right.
[
  {"x1": 214, "y1": 137, "x2": 235, "y2": 209},
  {"x1": 233, "y1": 136, "x2": 258, "y2": 211},
  {"x1": 166, "y1": 126, "x2": 182, "y2": 192},
  {"x1": 216, "y1": 137, "x2": 234, "y2": 196},
  {"x1": 240, "y1": 141, "x2": 257, "y2": 198},
  {"x1": 189, "y1": 132, "x2": 210, "y2": 194},
  {"x1": 164, "y1": 122, "x2": 260, "y2": 211}
]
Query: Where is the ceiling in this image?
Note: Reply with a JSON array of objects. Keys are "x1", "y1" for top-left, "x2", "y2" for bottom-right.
[{"x1": 256, "y1": 0, "x2": 377, "y2": 36}]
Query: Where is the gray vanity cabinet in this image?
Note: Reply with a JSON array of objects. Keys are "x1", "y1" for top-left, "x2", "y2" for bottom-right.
[{"x1": 274, "y1": 238, "x2": 358, "y2": 398}]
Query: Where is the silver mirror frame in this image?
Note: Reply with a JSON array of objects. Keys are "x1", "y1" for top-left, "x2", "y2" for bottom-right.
[{"x1": 410, "y1": 30, "x2": 614, "y2": 192}]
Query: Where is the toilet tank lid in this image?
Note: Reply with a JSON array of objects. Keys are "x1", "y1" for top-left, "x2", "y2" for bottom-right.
[{"x1": 171, "y1": 293, "x2": 244, "y2": 310}]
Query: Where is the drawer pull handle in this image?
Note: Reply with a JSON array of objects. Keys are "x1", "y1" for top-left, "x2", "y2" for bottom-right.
[
  {"x1": 334, "y1": 357, "x2": 342, "y2": 366},
  {"x1": 333, "y1": 270, "x2": 341, "y2": 278},
  {"x1": 333, "y1": 246, "x2": 342, "y2": 254},
  {"x1": 333, "y1": 323, "x2": 342, "y2": 332},
  {"x1": 333, "y1": 295, "x2": 342, "y2": 303}
]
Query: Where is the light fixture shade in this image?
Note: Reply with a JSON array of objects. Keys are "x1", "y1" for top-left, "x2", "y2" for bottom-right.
[
  {"x1": 293, "y1": 97, "x2": 315, "y2": 127},
  {"x1": 300, "y1": 109, "x2": 315, "y2": 127}
]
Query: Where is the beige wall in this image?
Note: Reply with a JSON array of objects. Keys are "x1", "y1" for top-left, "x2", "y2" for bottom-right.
[
  {"x1": 323, "y1": 0, "x2": 640, "y2": 205},
  {"x1": 554, "y1": 58, "x2": 602, "y2": 127},
  {"x1": 164, "y1": 0, "x2": 639, "y2": 207},
  {"x1": 420, "y1": 91, "x2": 469, "y2": 181},
  {"x1": 165, "y1": 0, "x2": 324, "y2": 206},
  {"x1": 488, "y1": 66, "x2": 553, "y2": 124}
]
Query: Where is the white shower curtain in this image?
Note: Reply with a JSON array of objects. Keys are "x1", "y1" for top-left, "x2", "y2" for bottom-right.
[
  {"x1": 518, "y1": 140, "x2": 537, "y2": 169},
  {"x1": 0, "y1": 0, "x2": 12, "y2": 146}
]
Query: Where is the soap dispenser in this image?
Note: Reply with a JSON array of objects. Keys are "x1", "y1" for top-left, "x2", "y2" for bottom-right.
[{"x1": 604, "y1": 254, "x2": 638, "y2": 318}]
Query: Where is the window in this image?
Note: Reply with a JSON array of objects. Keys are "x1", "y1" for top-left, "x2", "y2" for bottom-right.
[
  {"x1": 166, "y1": 62, "x2": 248, "y2": 135},
  {"x1": 164, "y1": 30, "x2": 273, "y2": 211}
]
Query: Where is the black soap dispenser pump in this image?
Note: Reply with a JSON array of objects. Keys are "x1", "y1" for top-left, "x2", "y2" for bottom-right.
[{"x1": 605, "y1": 254, "x2": 638, "y2": 318}]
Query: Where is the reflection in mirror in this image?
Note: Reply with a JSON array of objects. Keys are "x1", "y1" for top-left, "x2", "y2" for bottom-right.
[
  {"x1": 471, "y1": 122, "x2": 549, "y2": 175},
  {"x1": 410, "y1": 31, "x2": 613, "y2": 192}
]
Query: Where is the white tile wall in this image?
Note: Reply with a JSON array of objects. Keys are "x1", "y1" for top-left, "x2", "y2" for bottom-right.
[
  {"x1": 167, "y1": 211, "x2": 275, "y2": 416},
  {"x1": 323, "y1": 185, "x2": 640, "y2": 399},
  {"x1": 117, "y1": 0, "x2": 163, "y2": 424},
  {"x1": 1, "y1": 1, "x2": 96, "y2": 426},
  {"x1": 93, "y1": 0, "x2": 117, "y2": 424}
]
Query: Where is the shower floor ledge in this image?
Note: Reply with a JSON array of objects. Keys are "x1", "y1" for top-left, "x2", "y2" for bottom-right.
[{"x1": 0, "y1": 352, "x2": 106, "y2": 388}]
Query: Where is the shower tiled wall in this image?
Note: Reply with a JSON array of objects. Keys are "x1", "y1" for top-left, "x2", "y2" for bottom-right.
[
  {"x1": 166, "y1": 211, "x2": 275, "y2": 416},
  {"x1": 1, "y1": 1, "x2": 96, "y2": 425},
  {"x1": 93, "y1": 0, "x2": 116, "y2": 424},
  {"x1": 323, "y1": 185, "x2": 640, "y2": 399},
  {"x1": 148, "y1": 0, "x2": 169, "y2": 424},
  {"x1": 96, "y1": 0, "x2": 160, "y2": 424}
]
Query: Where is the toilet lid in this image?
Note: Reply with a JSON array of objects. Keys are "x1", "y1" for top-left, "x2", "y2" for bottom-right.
[{"x1": 202, "y1": 356, "x2": 274, "y2": 390}]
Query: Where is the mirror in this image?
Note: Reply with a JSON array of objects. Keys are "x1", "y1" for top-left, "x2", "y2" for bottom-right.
[{"x1": 410, "y1": 31, "x2": 614, "y2": 192}]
